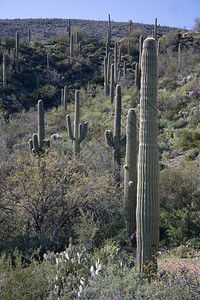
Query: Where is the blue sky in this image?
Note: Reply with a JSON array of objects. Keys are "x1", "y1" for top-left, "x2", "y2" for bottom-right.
[{"x1": 0, "y1": 0, "x2": 199, "y2": 30}]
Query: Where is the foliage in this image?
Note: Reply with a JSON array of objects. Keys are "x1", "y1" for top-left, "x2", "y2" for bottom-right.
[{"x1": 160, "y1": 160, "x2": 200, "y2": 245}]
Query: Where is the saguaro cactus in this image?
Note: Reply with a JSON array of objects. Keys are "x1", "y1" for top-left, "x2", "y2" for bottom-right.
[
  {"x1": 105, "y1": 84, "x2": 126, "y2": 169},
  {"x1": 124, "y1": 109, "x2": 137, "y2": 236},
  {"x1": 66, "y1": 90, "x2": 88, "y2": 154},
  {"x1": 29, "y1": 100, "x2": 50, "y2": 154},
  {"x1": 15, "y1": 31, "x2": 19, "y2": 71},
  {"x1": 28, "y1": 29, "x2": 31, "y2": 43},
  {"x1": 136, "y1": 37, "x2": 160, "y2": 273},
  {"x1": 3, "y1": 53, "x2": 7, "y2": 89},
  {"x1": 63, "y1": 86, "x2": 67, "y2": 110},
  {"x1": 47, "y1": 53, "x2": 50, "y2": 69},
  {"x1": 107, "y1": 14, "x2": 111, "y2": 46},
  {"x1": 104, "y1": 56, "x2": 109, "y2": 96},
  {"x1": 114, "y1": 41, "x2": 118, "y2": 83},
  {"x1": 110, "y1": 63, "x2": 114, "y2": 104},
  {"x1": 70, "y1": 34, "x2": 74, "y2": 61}
]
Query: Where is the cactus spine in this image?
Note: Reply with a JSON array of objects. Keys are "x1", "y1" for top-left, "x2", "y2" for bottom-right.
[
  {"x1": 66, "y1": 90, "x2": 88, "y2": 154},
  {"x1": 105, "y1": 84, "x2": 125, "y2": 170},
  {"x1": 124, "y1": 109, "x2": 137, "y2": 236},
  {"x1": 29, "y1": 100, "x2": 50, "y2": 154},
  {"x1": 136, "y1": 37, "x2": 160, "y2": 273},
  {"x1": 3, "y1": 53, "x2": 7, "y2": 89}
]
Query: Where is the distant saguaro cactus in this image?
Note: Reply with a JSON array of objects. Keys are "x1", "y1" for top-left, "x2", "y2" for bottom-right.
[
  {"x1": 107, "y1": 14, "x2": 111, "y2": 46},
  {"x1": 3, "y1": 53, "x2": 7, "y2": 89},
  {"x1": 29, "y1": 100, "x2": 50, "y2": 154},
  {"x1": 114, "y1": 41, "x2": 118, "y2": 83},
  {"x1": 124, "y1": 109, "x2": 137, "y2": 236},
  {"x1": 66, "y1": 90, "x2": 88, "y2": 154},
  {"x1": 63, "y1": 86, "x2": 67, "y2": 110},
  {"x1": 104, "y1": 56, "x2": 109, "y2": 96},
  {"x1": 47, "y1": 53, "x2": 50, "y2": 69},
  {"x1": 70, "y1": 34, "x2": 74, "y2": 61},
  {"x1": 105, "y1": 84, "x2": 126, "y2": 174},
  {"x1": 110, "y1": 63, "x2": 114, "y2": 104},
  {"x1": 136, "y1": 37, "x2": 160, "y2": 273},
  {"x1": 15, "y1": 31, "x2": 19, "y2": 71}
]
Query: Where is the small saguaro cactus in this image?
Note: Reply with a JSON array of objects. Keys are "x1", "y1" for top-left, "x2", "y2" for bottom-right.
[
  {"x1": 29, "y1": 100, "x2": 50, "y2": 154},
  {"x1": 136, "y1": 37, "x2": 160, "y2": 273},
  {"x1": 124, "y1": 109, "x2": 137, "y2": 236},
  {"x1": 105, "y1": 84, "x2": 126, "y2": 170},
  {"x1": 3, "y1": 53, "x2": 7, "y2": 89},
  {"x1": 66, "y1": 90, "x2": 88, "y2": 154}
]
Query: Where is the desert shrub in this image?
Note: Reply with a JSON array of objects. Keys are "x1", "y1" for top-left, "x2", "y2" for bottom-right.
[
  {"x1": 0, "y1": 149, "x2": 124, "y2": 255},
  {"x1": 175, "y1": 129, "x2": 200, "y2": 150},
  {"x1": 160, "y1": 160, "x2": 200, "y2": 245},
  {"x1": 0, "y1": 249, "x2": 52, "y2": 299}
]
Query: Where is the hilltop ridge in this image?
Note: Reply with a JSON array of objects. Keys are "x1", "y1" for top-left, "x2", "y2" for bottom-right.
[{"x1": 0, "y1": 18, "x2": 178, "y2": 41}]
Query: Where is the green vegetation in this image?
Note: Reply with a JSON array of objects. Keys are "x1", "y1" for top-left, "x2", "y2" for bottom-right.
[{"x1": 0, "y1": 18, "x2": 200, "y2": 299}]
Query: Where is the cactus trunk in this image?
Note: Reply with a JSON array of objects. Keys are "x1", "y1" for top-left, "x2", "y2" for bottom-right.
[
  {"x1": 136, "y1": 37, "x2": 160, "y2": 273},
  {"x1": 124, "y1": 109, "x2": 137, "y2": 236}
]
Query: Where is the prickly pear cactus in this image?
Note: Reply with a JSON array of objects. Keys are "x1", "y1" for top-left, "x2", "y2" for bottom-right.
[
  {"x1": 44, "y1": 238, "x2": 102, "y2": 298},
  {"x1": 136, "y1": 37, "x2": 160, "y2": 273},
  {"x1": 124, "y1": 109, "x2": 137, "y2": 236}
]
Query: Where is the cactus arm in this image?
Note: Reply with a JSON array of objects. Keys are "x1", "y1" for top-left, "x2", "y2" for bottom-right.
[
  {"x1": 105, "y1": 130, "x2": 114, "y2": 147},
  {"x1": 120, "y1": 134, "x2": 126, "y2": 147},
  {"x1": 32, "y1": 133, "x2": 39, "y2": 153},
  {"x1": 78, "y1": 122, "x2": 88, "y2": 143},
  {"x1": 29, "y1": 139, "x2": 33, "y2": 152},
  {"x1": 66, "y1": 115, "x2": 75, "y2": 140}
]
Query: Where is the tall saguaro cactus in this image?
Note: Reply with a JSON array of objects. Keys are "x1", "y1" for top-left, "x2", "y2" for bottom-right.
[
  {"x1": 124, "y1": 109, "x2": 137, "y2": 236},
  {"x1": 3, "y1": 53, "x2": 7, "y2": 89},
  {"x1": 66, "y1": 90, "x2": 88, "y2": 154},
  {"x1": 105, "y1": 84, "x2": 126, "y2": 170},
  {"x1": 29, "y1": 100, "x2": 50, "y2": 154},
  {"x1": 136, "y1": 37, "x2": 160, "y2": 273}
]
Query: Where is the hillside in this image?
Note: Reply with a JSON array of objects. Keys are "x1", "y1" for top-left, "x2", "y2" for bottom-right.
[
  {"x1": 0, "y1": 18, "x2": 178, "y2": 41},
  {"x1": 0, "y1": 20, "x2": 200, "y2": 299}
]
